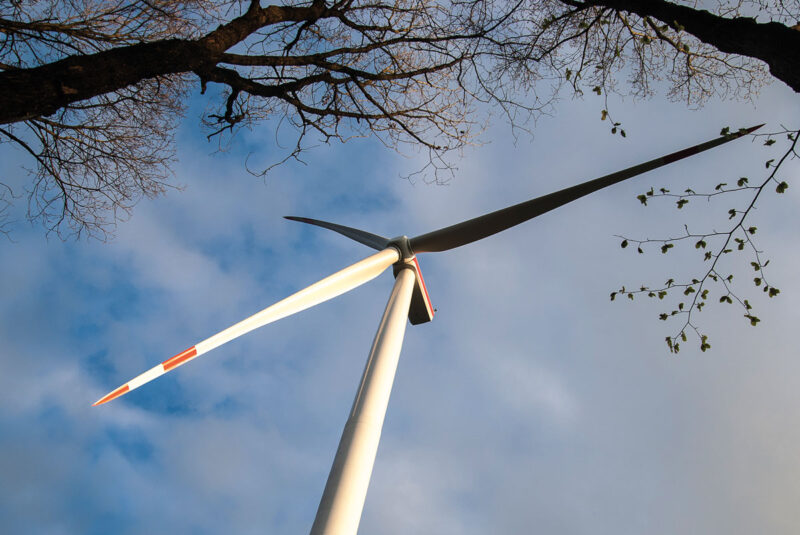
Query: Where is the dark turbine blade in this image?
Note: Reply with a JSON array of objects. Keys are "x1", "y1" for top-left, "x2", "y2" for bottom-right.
[
  {"x1": 409, "y1": 125, "x2": 763, "y2": 254},
  {"x1": 285, "y1": 216, "x2": 390, "y2": 251}
]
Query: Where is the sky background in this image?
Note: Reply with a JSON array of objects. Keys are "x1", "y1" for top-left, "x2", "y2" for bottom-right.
[{"x1": 1, "y1": 62, "x2": 799, "y2": 534}]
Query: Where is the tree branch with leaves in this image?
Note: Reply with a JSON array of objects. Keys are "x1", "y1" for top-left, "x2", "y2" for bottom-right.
[{"x1": 612, "y1": 126, "x2": 798, "y2": 352}]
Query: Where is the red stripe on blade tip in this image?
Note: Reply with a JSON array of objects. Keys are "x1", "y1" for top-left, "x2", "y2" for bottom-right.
[
  {"x1": 162, "y1": 346, "x2": 198, "y2": 371},
  {"x1": 93, "y1": 384, "x2": 130, "y2": 406}
]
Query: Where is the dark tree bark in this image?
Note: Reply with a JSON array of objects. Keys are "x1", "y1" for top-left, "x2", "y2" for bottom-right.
[
  {"x1": 0, "y1": 40, "x2": 200, "y2": 124},
  {"x1": 0, "y1": 2, "x2": 326, "y2": 124},
  {"x1": 3, "y1": 1, "x2": 799, "y2": 128},
  {"x1": 575, "y1": 0, "x2": 800, "y2": 92}
]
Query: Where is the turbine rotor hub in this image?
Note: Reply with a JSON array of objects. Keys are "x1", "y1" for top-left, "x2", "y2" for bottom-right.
[{"x1": 387, "y1": 235, "x2": 414, "y2": 261}]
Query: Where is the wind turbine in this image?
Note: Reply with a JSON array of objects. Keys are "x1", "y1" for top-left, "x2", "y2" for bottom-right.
[{"x1": 93, "y1": 126, "x2": 760, "y2": 534}]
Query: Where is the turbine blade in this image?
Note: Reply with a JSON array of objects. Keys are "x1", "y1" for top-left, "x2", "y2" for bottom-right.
[
  {"x1": 92, "y1": 247, "x2": 401, "y2": 406},
  {"x1": 285, "y1": 216, "x2": 390, "y2": 251},
  {"x1": 409, "y1": 125, "x2": 763, "y2": 253}
]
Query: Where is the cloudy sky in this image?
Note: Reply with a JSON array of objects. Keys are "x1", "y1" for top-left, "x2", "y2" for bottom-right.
[{"x1": 1, "y1": 63, "x2": 799, "y2": 534}]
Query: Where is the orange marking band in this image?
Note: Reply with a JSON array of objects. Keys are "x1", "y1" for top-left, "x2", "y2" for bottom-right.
[
  {"x1": 162, "y1": 346, "x2": 198, "y2": 371},
  {"x1": 93, "y1": 384, "x2": 130, "y2": 406}
]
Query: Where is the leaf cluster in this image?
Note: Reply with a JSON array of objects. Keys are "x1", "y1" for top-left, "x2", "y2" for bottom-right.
[{"x1": 611, "y1": 126, "x2": 797, "y2": 353}]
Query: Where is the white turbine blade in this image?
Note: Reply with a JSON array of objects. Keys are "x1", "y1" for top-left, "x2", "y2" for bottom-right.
[{"x1": 93, "y1": 247, "x2": 400, "y2": 406}]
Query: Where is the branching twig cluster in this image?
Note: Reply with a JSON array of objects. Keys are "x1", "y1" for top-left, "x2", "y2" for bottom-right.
[
  {"x1": 611, "y1": 126, "x2": 798, "y2": 352},
  {"x1": 0, "y1": 1, "x2": 797, "y2": 237}
]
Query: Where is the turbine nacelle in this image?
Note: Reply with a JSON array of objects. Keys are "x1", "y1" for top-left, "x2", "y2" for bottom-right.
[{"x1": 393, "y1": 256, "x2": 434, "y2": 325}]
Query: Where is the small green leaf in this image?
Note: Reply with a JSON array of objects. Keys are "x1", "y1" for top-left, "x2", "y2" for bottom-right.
[
  {"x1": 704, "y1": 251, "x2": 712, "y2": 261},
  {"x1": 620, "y1": 129, "x2": 626, "y2": 138},
  {"x1": 754, "y1": 277, "x2": 762, "y2": 286},
  {"x1": 751, "y1": 261, "x2": 760, "y2": 271},
  {"x1": 744, "y1": 314, "x2": 760, "y2": 326},
  {"x1": 695, "y1": 240, "x2": 706, "y2": 249},
  {"x1": 737, "y1": 177, "x2": 749, "y2": 187},
  {"x1": 659, "y1": 313, "x2": 668, "y2": 321},
  {"x1": 637, "y1": 194, "x2": 648, "y2": 205},
  {"x1": 683, "y1": 287, "x2": 695, "y2": 295},
  {"x1": 610, "y1": 292, "x2": 617, "y2": 301},
  {"x1": 766, "y1": 158, "x2": 775, "y2": 168},
  {"x1": 621, "y1": 239, "x2": 628, "y2": 248},
  {"x1": 677, "y1": 199, "x2": 689, "y2": 209},
  {"x1": 658, "y1": 291, "x2": 667, "y2": 299},
  {"x1": 768, "y1": 287, "x2": 780, "y2": 297},
  {"x1": 637, "y1": 247, "x2": 644, "y2": 254},
  {"x1": 681, "y1": 332, "x2": 687, "y2": 342},
  {"x1": 720, "y1": 295, "x2": 733, "y2": 304},
  {"x1": 593, "y1": 86, "x2": 602, "y2": 95},
  {"x1": 715, "y1": 182, "x2": 727, "y2": 191},
  {"x1": 776, "y1": 181, "x2": 789, "y2": 193},
  {"x1": 666, "y1": 278, "x2": 674, "y2": 287},
  {"x1": 747, "y1": 226, "x2": 757, "y2": 234},
  {"x1": 661, "y1": 243, "x2": 674, "y2": 254},
  {"x1": 728, "y1": 208, "x2": 737, "y2": 219},
  {"x1": 764, "y1": 139, "x2": 776, "y2": 146},
  {"x1": 720, "y1": 126, "x2": 731, "y2": 136},
  {"x1": 601, "y1": 109, "x2": 608, "y2": 120}
]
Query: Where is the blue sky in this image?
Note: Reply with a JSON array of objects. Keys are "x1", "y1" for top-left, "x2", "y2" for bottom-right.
[{"x1": 1, "y1": 74, "x2": 799, "y2": 533}]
